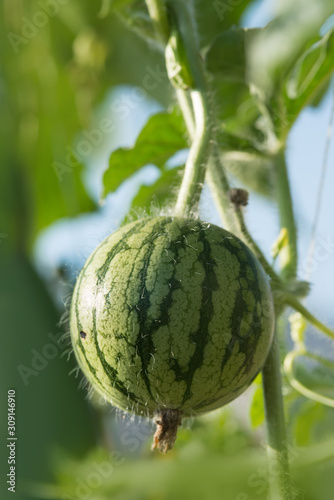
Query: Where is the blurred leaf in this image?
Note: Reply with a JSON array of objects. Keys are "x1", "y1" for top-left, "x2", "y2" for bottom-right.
[
  {"x1": 0, "y1": 15, "x2": 97, "y2": 250},
  {"x1": 43, "y1": 413, "x2": 267, "y2": 500},
  {"x1": 0, "y1": 250, "x2": 96, "y2": 488},
  {"x1": 110, "y1": 0, "x2": 140, "y2": 9},
  {"x1": 250, "y1": 375, "x2": 265, "y2": 428},
  {"x1": 205, "y1": 29, "x2": 266, "y2": 146},
  {"x1": 103, "y1": 109, "x2": 187, "y2": 196},
  {"x1": 294, "y1": 400, "x2": 325, "y2": 446},
  {"x1": 221, "y1": 150, "x2": 275, "y2": 197},
  {"x1": 195, "y1": 0, "x2": 254, "y2": 48},
  {"x1": 129, "y1": 166, "x2": 183, "y2": 215},
  {"x1": 207, "y1": 5, "x2": 334, "y2": 141},
  {"x1": 205, "y1": 28, "x2": 259, "y2": 83},
  {"x1": 113, "y1": 1, "x2": 159, "y2": 44},
  {"x1": 285, "y1": 351, "x2": 334, "y2": 407},
  {"x1": 250, "y1": 386, "x2": 265, "y2": 428},
  {"x1": 285, "y1": 27, "x2": 334, "y2": 126},
  {"x1": 248, "y1": 1, "x2": 334, "y2": 98}
]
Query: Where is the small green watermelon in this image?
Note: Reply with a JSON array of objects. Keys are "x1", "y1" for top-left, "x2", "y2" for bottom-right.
[{"x1": 70, "y1": 216, "x2": 274, "y2": 452}]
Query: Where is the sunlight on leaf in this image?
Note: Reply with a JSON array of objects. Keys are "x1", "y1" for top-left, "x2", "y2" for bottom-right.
[
  {"x1": 285, "y1": 27, "x2": 334, "y2": 126},
  {"x1": 103, "y1": 110, "x2": 187, "y2": 197}
]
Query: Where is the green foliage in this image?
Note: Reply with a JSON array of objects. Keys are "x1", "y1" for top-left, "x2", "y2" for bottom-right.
[
  {"x1": 294, "y1": 400, "x2": 326, "y2": 446},
  {"x1": 250, "y1": 375, "x2": 265, "y2": 428},
  {"x1": 103, "y1": 109, "x2": 187, "y2": 196},
  {"x1": 285, "y1": 27, "x2": 334, "y2": 126},
  {"x1": 129, "y1": 166, "x2": 183, "y2": 216},
  {"x1": 194, "y1": 0, "x2": 254, "y2": 47},
  {"x1": 205, "y1": 27, "x2": 258, "y2": 83}
]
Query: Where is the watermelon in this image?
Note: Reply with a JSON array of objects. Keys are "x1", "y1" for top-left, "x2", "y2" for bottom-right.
[{"x1": 70, "y1": 216, "x2": 274, "y2": 451}]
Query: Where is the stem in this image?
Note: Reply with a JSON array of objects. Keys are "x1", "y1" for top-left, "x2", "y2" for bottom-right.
[
  {"x1": 275, "y1": 149, "x2": 298, "y2": 280},
  {"x1": 262, "y1": 332, "x2": 293, "y2": 500},
  {"x1": 176, "y1": 88, "x2": 195, "y2": 138},
  {"x1": 206, "y1": 148, "x2": 238, "y2": 231},
  {"x1": 169, "y1": 1, "x2": 213, "y2": 216},
  {"x1": 284, "y1": 293, "x2": 334, "y2": 340},
  {"x1": 175, "y1": 90, "x2": 211, "y2": 216},
  {"x1": 146, "y1": 0, "x2": 213, "y2": 217}
]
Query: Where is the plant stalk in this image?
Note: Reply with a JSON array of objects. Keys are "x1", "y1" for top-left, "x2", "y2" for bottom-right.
[
  {"x1": 262, "y1": 332, "x2": 293, "y2": 500},
  {"x1": 174, "y1": 89, "x2": 211, "y2": 216},
  {"x1": 146, "y1": 0, "x2": 212, "y2": 216},
  {"x1": 275, "y1": 149, "x2": 298, "y2": 280},
  {"x1": 170, "y1": 1, "x2": 212, "y2": 216}
]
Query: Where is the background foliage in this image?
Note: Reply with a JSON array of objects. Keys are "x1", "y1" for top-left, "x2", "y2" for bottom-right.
[{"x1": 1, "y1": 1, "x2": 334, "y2": 499}]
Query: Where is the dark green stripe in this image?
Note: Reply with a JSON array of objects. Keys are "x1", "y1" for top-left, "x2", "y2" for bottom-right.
[
  {"x1": 219, "y1": 239, "x2": 261, "y2": 383},
  {"x1": 91, "y1": 217, "x2": 172, "y2": 402},
  {"x1": 180, "y1": 222, "x2": 220, "y2": 405},
  {"x1": 92, "y1": 308, "x2": 139, "y2": 401},
  {"x1": 138, "y1": 223, "x2": 190, "y2": 385},
  {"x1": 134, "y1": 218, "x2": 174, "y2": 399},
  {"x1": 74, "y1": 220, "x2": 148, "y2": 395},
  {"x1": 95, "y1": 219, "x2": 148, "y2": 286}
]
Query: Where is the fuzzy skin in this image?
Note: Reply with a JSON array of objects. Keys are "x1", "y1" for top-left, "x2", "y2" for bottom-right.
[{"x1": 70, "y1": 217, "x2": 274, "y2": 417}]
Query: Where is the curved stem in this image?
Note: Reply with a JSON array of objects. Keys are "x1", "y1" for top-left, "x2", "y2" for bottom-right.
[
  {"x1": 284, "y1": 292, "x2": 334, "y2": 340},
  {"x1": 285, "y1": 350, "x2": 334, "y2": 408},
  {"x1": 262, "y1": 331, "x2": 293, "y2": 500},
  {"x1": 206, "y1": 147, "x2": 237, "y2": 231},
  {"x1": 175, "y1": 90, "x2": 211, "y2": 216}
]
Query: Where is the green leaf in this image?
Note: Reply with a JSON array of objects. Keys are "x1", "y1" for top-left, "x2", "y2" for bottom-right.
[
  {"x1": 250, "y1": 375, "x2": 265, "y2": 428},
  {"x1": 195, "y1": 0, "x2": 254, "y2": 48},
  {"x1": 112, "y1": 2, "x2": 159, "y2": 44},
  {"x1": 110, "y1": 0, "x2": 138, "y2": 9},
  {"x1": 205, "y1": 28, "x2": 259, "y2": 83},
  {"x1": 103, "y1": 110, "x2": 187, "y2": 197},
  {"x1": 130, "y1": 166, "x2": 183, "y2": 214},
  {"x1": 221, "y1": 150, "x2": 275, "y2": 197},
  {"x1": 285, "y1": 27, "x2": 334, "y2": 126},
  {"x1": 206, "y1": 31, "x2": 276, "y2": 149},
  {"x1": 0, "y1": 252, "x2": 96, "y2": 483},
  {"x1": 294, "y1": 400, "x2": 325, "y2": 446},
  {"x1": 206, "y1": 6, "x2": 334, "y2": 140},
  {"x1": 248, "y1": 2, "x2": 334, "y2": 98},
  {"x1": 0, "y1": 29, "x2": 96, "y2": 251}
]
